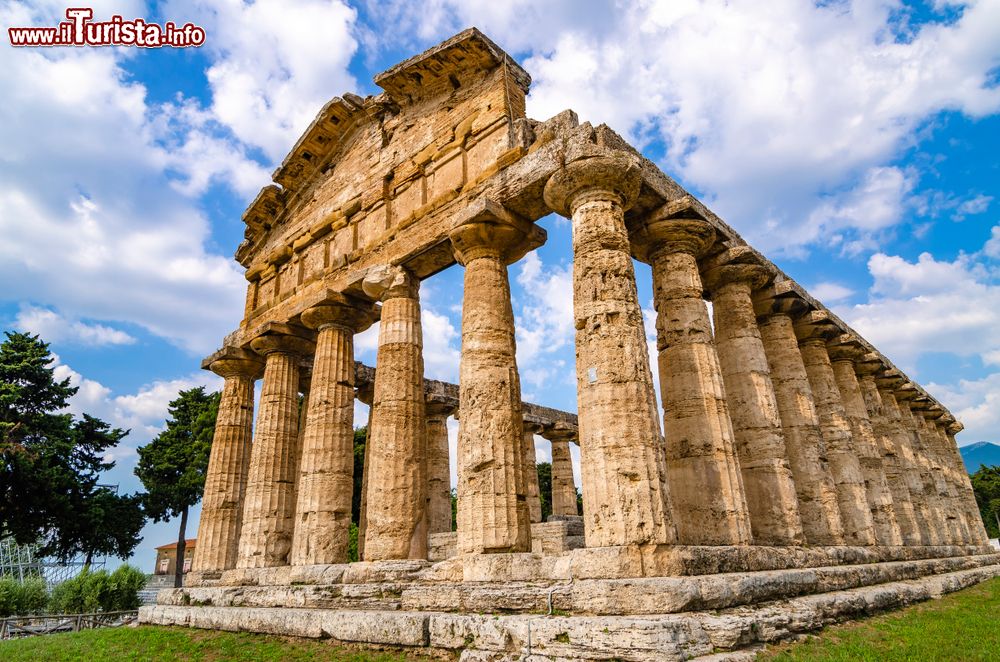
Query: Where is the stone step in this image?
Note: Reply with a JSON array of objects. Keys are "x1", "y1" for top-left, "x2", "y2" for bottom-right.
[{"x1": 140, "y1": 562, "x2": 1000, "y2": 661}]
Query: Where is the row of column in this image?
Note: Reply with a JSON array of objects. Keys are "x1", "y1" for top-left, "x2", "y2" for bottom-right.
[
  {"x1": 194, "y1": 210, "x2": 580, "y2": 572},
  {"x1": 542, "y1": 154, "x2": 989, "y2": 550}
]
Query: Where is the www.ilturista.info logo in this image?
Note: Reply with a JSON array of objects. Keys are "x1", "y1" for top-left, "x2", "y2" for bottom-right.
[{"x1": 8, "y1": 8, "x2": 206, "y2": 48}]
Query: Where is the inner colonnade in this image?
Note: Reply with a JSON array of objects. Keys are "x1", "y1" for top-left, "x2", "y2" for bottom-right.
[{"x1": 192, "y1": 153, "x2": 987, "y2": 578}]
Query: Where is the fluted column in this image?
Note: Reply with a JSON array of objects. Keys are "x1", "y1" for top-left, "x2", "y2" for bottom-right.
[
  {"x1": 896, "y1": 396, "x2": 952, "y2": 544},
  {"x1": 705, "y1": 263, "x2": 803, "y2": 545},
  {"x1": 426, "y1": 398, "x2": 456, "y2": 535},
  {"x1": 943, "y1": 420, "x2": 990, "y2": 545},
  {"x1": 829, "y1": 348, "x2": 902, "y2": 546},
  {"x1": 544, "y1": 156, "x2": 675, "y2": 547},
  {"x1": 237, "y1": 332, "x2": 314, "y2": 568},
  {"x1": 856, "y1": 367, "x2": 920, "y2": 546},
  {"x1": 927, "y1": 417, "x2": 973, "y2": 543},
  {"x1": 635, "y1": 214, "x2": 752, "y2": 546},
  {"x1": 449, "y1": 201, "x2": 542, "y2": 554},
  {"x1": 796, "y1": 329, "x2": 876, "y2": 545},
  {"x1": 361, "y1": 266, "x2": 428, "y2": 560},
  {"x1": 757, "y1": 311, "x2": 844, "y2": 545},
  {"x1": 193, "y1": 350, "x2": 263, "y2": 573},
  {"x1": 915, "y1": 407, "x2": 970, "y2": 543},
  {"x1": 544, "y1": 425, "x2": 580, "y2": 518},
  {"x1": 877, "y1": 385, "x2": 938, "y2": 545},
  {"x1": 290, "y1": 298, "x2": 377, "y2": 566},
  {"x1": 522, "y1": 423, "x2": 543, "y2": 524}
]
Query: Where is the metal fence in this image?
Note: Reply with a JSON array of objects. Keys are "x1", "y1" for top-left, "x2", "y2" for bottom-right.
[{"x1": 0, "y1": 610, "x2": 138, "y2": 639}]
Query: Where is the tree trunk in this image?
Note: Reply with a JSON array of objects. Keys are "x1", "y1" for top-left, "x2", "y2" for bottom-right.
[
  {"x1": 174, "y1": 506, "x2": 188, "y2": 589},
  {"x1": 84, "y1": 551, "x2": 93, "y2": 569}
]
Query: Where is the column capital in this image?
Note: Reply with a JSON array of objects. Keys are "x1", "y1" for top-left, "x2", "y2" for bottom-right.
[
  {"x1": 702, "y1": 263, "x2": 772, "y2": 296},
  {"x1": 793, "y1": 311, "x2": 841, "y2": 344},
  {"x1": 522, "y1": 420, "x2": 546, "y2": 435},
  {"x1": 207, "y1": 347, "x2": 264, "y2": 380},
  {"x1": 425, "y1": 396, "x2": 458, "y2": 419},
  {"x1": 355, "y1": 382, "x2": 374, "y2": 406},
  {"x1": 945, "y1": 419, "x2": 964, "y2": 435},
  {"x1": 361, "y1": 264, "x2": 419, "y2": 302},
  {"x1": 541, "y1": 421, "x2": 578, "y2": 444},
  {"x1": 249, "y1": 332, "x2": 315, "y2": 359},
  {"x1": 826, "y1": 338, "x2": 865, "y2": 364},
  {"x1": 449, "y1": 199, "x2": 545, "y2": 266},
  {"x1": 301, "y1": 294, "x2": 378, "y2": 334},
  {"x1": 543, "y1": 154, "x2": 642, "y2": 217},
  {"x1": 854, "y1": 353, "x2": 886, "y2": 378},
  {"x1": 633, "y1": 216, "x2": 716, "y2": 263}
]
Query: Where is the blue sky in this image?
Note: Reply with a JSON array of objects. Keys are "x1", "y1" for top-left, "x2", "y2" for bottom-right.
[{"x1": 2, "y1": 0, "x2": 999, "y2": 570}]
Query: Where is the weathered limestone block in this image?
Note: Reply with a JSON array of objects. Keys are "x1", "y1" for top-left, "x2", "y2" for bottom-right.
[
  {"x1": 362, "y1": 266, "x2": 428, "y2": 560},
  {"x1": 544, "y1": 155, "x2": 675, "y2": 547},
  {"x1": 522, "y1": 423, "x2": 543, "y2": 524},
  {"x1": 634, "y1": 213, "x2": 752, "y2": 546},
  {"x1": 449, "y1": 200, "x2": 544, "y2": 554},
  {"x1": 705, "y1": 263, "x2": 803, "y2": 546},
  {"x1": 426, "y1": 398, "x2": 456, "y2": 536},
  {"x1": 544, "y1": 424, "x2": 579, "y2": 518},
  {"x1": 876, "y1": 385, "x2": 937, "y2": 546},
  {"x1": 290, "y1": 298, "x2": 377, "y2": 566},
  {"x1": 796, "y1": 335, "x2": 876, "y2": 546},
  {"x1": 829, "y1": 350, "x2": 902, "y2": 546},
  {"x1": 856, "y1": 369, "x2": 921, "y2": 546},
  {"x1": 194, "y1": 350, "x2": 264, "y2": 573},
  {"x1": 238, "y1": 332, "x2": 314, "y2": 568},
  {"x1": 757, "y1": 312, "x2": 844, "y2": 546}
]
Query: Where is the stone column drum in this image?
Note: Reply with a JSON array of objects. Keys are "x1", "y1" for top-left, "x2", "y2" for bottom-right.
[
  {"x1": 544, "y1": 155, "x2": 676, "y2": 547},
  {"x1": 829, "y1": 350, "x2": 902, "y2": 546},
  {"x1": 522, "y1": 423, "x2": 544, "y2": 524},
  {"x1": 362, "y1": 266, "x2": 429, "y2": 560},
  {"x1": 876, "y1": 385, "x2": 937, "y2": 545},
  {"x1": 705, "y1": 263, "x2": 803, "y2": 546},
  {"x1": 237, "y1": 332, "x2": 314, "y2": 568},
  {"x1": 449, "y1": 202, "x2": 542, "y2": 554},
  {"x1": 916, "y1": 409, "x2": 970, "y2": 543},
  {"x1": 546, "y1": 425, "x2": 579, "y2": 518},
  {"x1": 637, "y1": 214, "x2": 752, "y2": 546},
  {"x1": 896, "y1": 396, "x2": 952, "y2": 544},
  {"x1": 856, "y1": 369, "x2": 920, "y2": 546},
  {"x1": 943, "y1": 421, "x2": 990, "y2": 546},
  {"x1": 426, "y1": 399, "x2": 456, "y2": 535},
  {"x1": 757, "y1": 311, "x2": 844, "y2": 545},
  {"x1": 796, "y1": 334, "x2": 877, "y2": 545},
  {"x1": 289, "y1": 298, "x2": 377, "y2": 566},
  {"x1": 193, "y1": 350, "x2": 263, "y2": 573}
]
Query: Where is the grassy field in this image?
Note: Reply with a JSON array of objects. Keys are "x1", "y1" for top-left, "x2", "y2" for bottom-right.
[
  {"x1": 0, "y1": 625, "x2": 429, "y2": 661},
  {"x1": 761, "y1": 576, "x2": 1000, "y2": 661},
  {"x1": 1, "y1": 577, "x2": 997, "y2": 660}
]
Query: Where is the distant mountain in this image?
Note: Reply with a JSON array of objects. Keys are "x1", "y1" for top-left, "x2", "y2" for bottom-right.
[{"x1": 959, "y1": 442, "x2": 1000, "y2": 474}]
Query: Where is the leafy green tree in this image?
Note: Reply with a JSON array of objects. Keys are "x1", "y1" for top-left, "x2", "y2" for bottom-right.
[
  {"x1": 352, "y1": 426, "x2": 367, "y2": 526},
  {"x1": 536, "y1": 462, "x2": 552, "y2": 521},
  {"x1": 135, "y1": 387, "x2": 218, "y2": 587},
  {"x1": 971, "y1": 464, "x2": 1000, "y2": 539},
  {"x1": 0, "y1": 332, "x2": 143, "y2": 562}
]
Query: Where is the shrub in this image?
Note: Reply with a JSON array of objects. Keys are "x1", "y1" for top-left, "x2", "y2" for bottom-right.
[
  {"x1": 0, "y1": 576, "x2": 49, "y2": 616},
  {"x1": 49, "y1": 565, "x2": 145, "y2": 614}
]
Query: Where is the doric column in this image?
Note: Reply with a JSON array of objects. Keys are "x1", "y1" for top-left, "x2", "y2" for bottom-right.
[
  {"x1": 289, "y1": 297, "x2": 377, "y2": 566},
  {"x1": 876, "y1": 383, "x2": 938, "y2": 545},
  {"x1": 543, "y1": 424, "x2": 580, "y2": 518},
  {"x1": 914, "y1": 403, "x2": 970, "y2": 543},
  {"x1": 632, "y1": 211, "x2": 752, "y2": 546},
  {"x1": 943, "y1": 419, "x2": 990, "y2": 545},
  {"x1": 704, "y1": 260, "x2": 803, "y2": 545},
  {"x1": 193, "y1": 348, "x2": 263, "y2": 573},
  {"x1": 237, "y1": 331, "x2": 314, "y2": 568},
  {"x1": 544, "y1": 155, "x2": 676, "y2": 547},
  {"x1": 755, "y1": 304, "x2": 844, "y2": 546},
  {"x1": 449, "y1": 200, "x2": 542, "y2": 554},
  {"x1": 795, "y1": 317, "x2": 876, "y2": 546},
  {"x1": 895, "y1": 393, "x2": 953, "y2": 544},
  {"x1": 426, "y1": 397, "x2": 456, "y2": 535},
  {"x1": 361, "y1": 265, "x2": 428, "y2": 560},
  {"x1": 828, "y1": 345, "x2": 902, "y2": 546},
  {"x1": 855, "y1": 361, "x2": 920, "y2": 546},
  {"x1": 355, "y1": 383, "x2": 374, "y2": 559},
  {"x1": 522, "y1": 422, "x2": 543, "y2": 524}
]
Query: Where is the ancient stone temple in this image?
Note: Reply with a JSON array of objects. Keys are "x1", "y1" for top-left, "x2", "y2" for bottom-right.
[{"x1": 140, "y1": 30, "x2": 999, "y2": 660}]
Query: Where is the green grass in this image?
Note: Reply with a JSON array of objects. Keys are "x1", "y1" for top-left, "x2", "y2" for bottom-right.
[
  {"x1": 0, "y1": 625, "x2": 430, "y2": 661},
  {"x1": 760, "y1": 577, "x2": 1000, "y2": 661}
]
